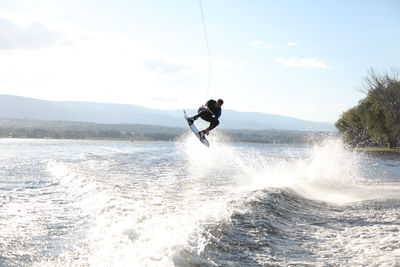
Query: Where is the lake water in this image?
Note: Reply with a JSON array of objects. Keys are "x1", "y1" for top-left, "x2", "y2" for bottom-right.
[{"x1": 1, "y1": 134, "x2": 400, "y2": 266}]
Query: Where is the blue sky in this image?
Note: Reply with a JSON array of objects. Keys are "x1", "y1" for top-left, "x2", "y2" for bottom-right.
[{"x1": 0, "y1": 0, "x2": 399, "y2": 122}]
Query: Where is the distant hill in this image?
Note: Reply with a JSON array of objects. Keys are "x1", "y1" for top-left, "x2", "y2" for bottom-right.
[{"x1": 0, "y1": 94, "x2": 335, "y2": 131}]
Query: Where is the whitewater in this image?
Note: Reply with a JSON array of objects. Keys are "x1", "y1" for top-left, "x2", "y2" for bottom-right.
[{"x1": 0, "y1": 133, "x2": 399, "y2": 266}]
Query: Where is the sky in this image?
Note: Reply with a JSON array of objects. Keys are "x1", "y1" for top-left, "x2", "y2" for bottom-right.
[{"x1": 0, "y1": 0, "x2": 399, "y2": 123}]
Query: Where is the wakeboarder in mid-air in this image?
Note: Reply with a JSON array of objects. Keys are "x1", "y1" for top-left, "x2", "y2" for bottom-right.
[{"x1": 187, "y1": 99, "x2": 223, "y2": 138}]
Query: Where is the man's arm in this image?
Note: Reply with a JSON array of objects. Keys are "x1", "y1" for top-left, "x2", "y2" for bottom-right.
[
  {"x1": 205, "y1": 99, "x2": 216, "y2": 116},
  {"x1": 205, "y1": 99, "x2": 216, "y2": 108},
  {"x1": 215, "y1": 109, "x2": 221, "y2": 119}
]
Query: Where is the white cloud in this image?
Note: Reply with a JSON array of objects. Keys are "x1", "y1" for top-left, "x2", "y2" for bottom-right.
[
  {"x1": 287, "y1": 42, "x2": 297, "y2": 46},
  {"x1": 250, "y1": 40, "x2": 263, "y2": 46},
  {"x1": 0, "y1": 10, "x2": 247, "y2": 110},
  {"x1": 0, "y1": 18, "x2": 62, "y2": 50},
  {"x1": 275, "y1": 57, "x2": 331, "y2": 69},
  {"x1": 143, "y1": 59, "x2": 191, "y2": 75},
  {"x1": 213, "y1": 59, "x2": 246, "y2": 70},
  {"x1": 251, "y1": 41, "x2": 275, "y2": 48}
]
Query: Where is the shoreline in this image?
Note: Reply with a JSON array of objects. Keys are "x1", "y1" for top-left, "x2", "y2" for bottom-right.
[
  {"x1": 0, "y1": 136, "x2": 312, "y2": 145},
  {"x1": 353, "y1": 147, "x2": 400, "y2": 153},
  {"x1": 2, "y1": 137, "x2": 398, "y2": 151}
]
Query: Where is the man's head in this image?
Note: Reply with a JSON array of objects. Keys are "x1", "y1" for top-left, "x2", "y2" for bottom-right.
[{"x1": 216, "y1": 99, "x2": 224, "y2": 108}]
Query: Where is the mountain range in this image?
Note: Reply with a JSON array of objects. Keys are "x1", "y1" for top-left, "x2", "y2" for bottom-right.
[{"x1": 0, "y1": 94, "x2": 335, "y2": 131}]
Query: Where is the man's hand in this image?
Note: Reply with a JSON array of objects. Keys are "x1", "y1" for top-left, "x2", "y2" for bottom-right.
[{"x1": 205, "y1": 128, "x2": 210, "y2": 136}]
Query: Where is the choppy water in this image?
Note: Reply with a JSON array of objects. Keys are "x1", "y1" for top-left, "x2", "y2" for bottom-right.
[{"x1": 1, "y1": 134, "x2": 400, "y2": 266}]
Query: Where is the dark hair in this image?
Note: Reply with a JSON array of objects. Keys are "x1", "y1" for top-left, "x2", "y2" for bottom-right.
[{"x1": 217, "y1": 99, "x2": 224, "y2": 105}]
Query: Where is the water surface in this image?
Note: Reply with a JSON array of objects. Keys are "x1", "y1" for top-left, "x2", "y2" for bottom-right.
[{"x1": 1, "y1": 136, "x2": 399, "y2": 266}]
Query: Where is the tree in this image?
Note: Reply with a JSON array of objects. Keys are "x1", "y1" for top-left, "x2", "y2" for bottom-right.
[
  {"x1": 336, "y1": 69, "x2": 400, "y2": 148},
  {"x1": 364, "y1": 69, "x2": 400, "y2": 148},
  {"x1": 335, "y1": 104, "x2": 372, "y2": 146}
]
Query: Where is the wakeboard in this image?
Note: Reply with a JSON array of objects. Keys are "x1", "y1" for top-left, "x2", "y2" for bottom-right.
[{"x1": 183, "y1": 110, "x2": 210, "y2": 147}]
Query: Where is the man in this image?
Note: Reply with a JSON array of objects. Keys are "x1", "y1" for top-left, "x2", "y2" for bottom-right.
[{"x1": 188, "y1": 99, "x2": 223, "y2": 137}]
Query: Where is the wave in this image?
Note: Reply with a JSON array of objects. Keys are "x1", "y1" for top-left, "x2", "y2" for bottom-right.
[
  {"x1": 193, "y1": 187, "x2": 400, "y2": 266},
  {"x1": 33, "y1": 137, "x2": 400, "y2": 266},
  {"x1": 180, "y1": 134, "x2": 400, "y2": 203}
]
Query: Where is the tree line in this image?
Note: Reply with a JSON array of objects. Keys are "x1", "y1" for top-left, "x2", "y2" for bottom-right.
[
  {"x1": 0, "y1": 121, "x2": 183, "y2": 141},
  {"x1": 335, "y1": 69, "x2": 400, "y2": 148},
  {"x1": 0, "y1": 119, "x2": 330, "y2": 144}
]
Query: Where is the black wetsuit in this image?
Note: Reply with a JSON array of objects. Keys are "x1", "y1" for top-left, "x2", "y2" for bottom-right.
[{"x1": 194, "y1": 99, "x2": 222, "y2": 131}]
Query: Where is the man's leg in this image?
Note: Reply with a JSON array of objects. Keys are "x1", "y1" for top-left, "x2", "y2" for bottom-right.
[
  {"x1": 208, "y1": 118, "x2": 219, "y2": 131},
  {"x1": 194, "y1": 108, "x2": 208, "y2": 120},
  {"x1": 188, "y1": 107, "x2": 207, "y2": 125},
  {"x1": 199, "y1": 115, "x2": 219, "y2": 136}
]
